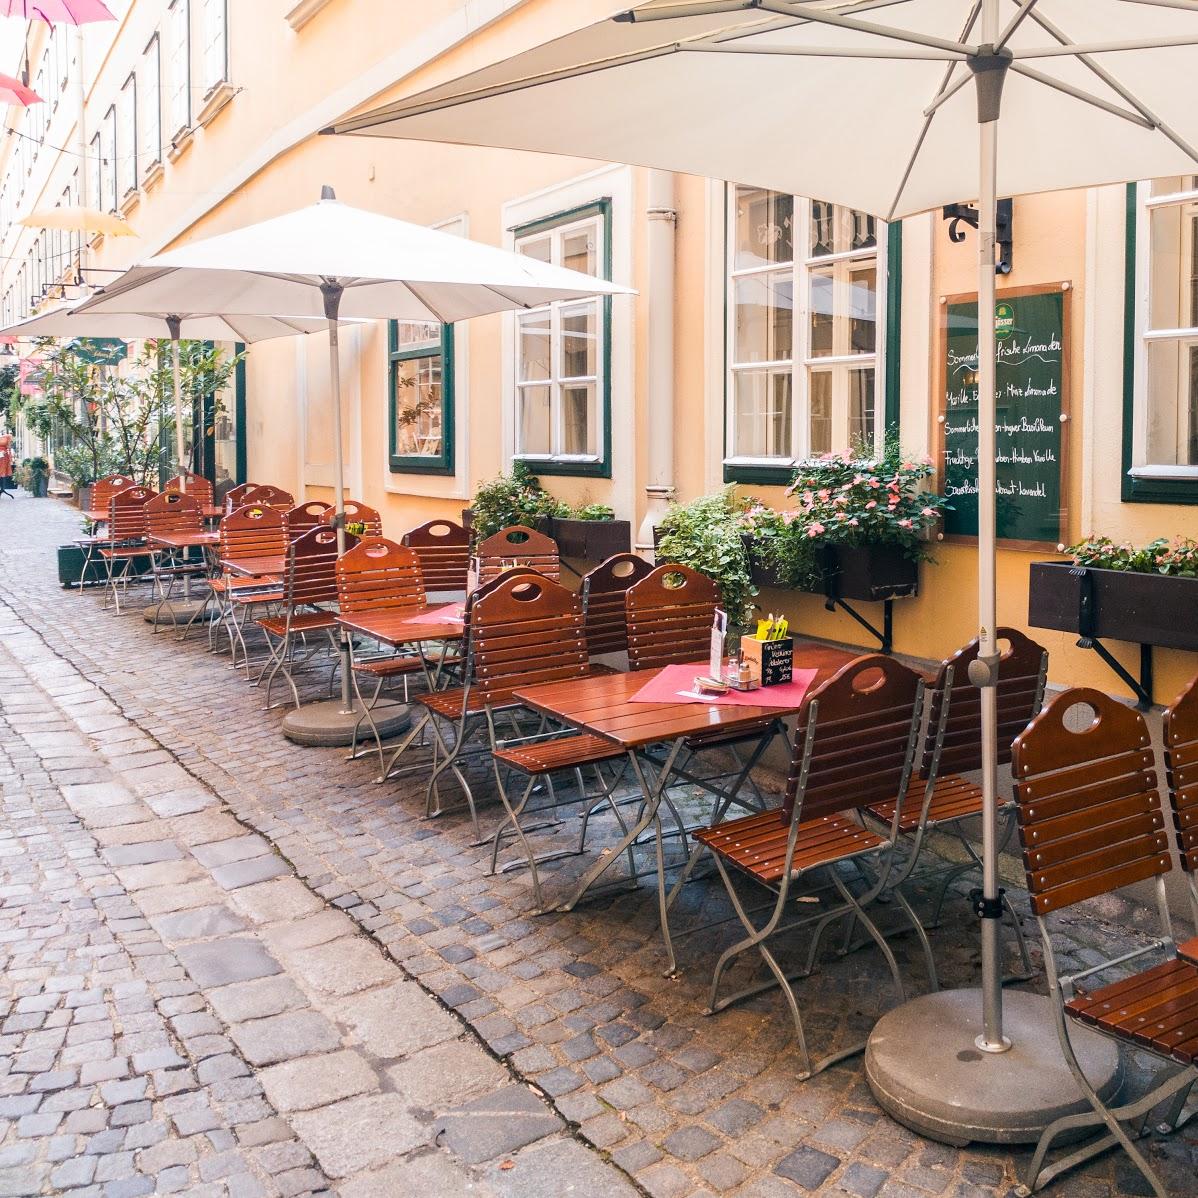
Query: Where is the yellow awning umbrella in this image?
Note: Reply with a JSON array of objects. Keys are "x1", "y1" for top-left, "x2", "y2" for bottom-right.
[{"x1": 19, "y1": 206, "x2": 136, "y2": 237}]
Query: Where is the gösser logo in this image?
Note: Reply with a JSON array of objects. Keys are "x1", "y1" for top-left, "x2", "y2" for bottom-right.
[{"x1": 994, "y1": 301, "x2": 1014, "y2": 341}]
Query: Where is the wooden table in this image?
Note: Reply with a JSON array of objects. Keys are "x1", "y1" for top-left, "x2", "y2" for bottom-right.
[
  {"x1": 513, "y1": 641, "x2": 857, "y2": 972},
  {"x1": 336, "y1": 606, "x2": 466, "y2": 645},
  {"x1": 149, "y1": 530, "x2": 220, "y2": 549},
  {"x1": 222, "y1": 555, "x2": 285, "y2": 579}
]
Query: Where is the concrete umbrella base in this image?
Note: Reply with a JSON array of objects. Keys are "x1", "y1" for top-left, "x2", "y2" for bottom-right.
[
  {"x1": 143, "y1": 599, "x2": 214, "y2": 626},
  {"x1": 865, "y1": 988, "x2": 1121, "y2": 1146},
  {"x1": 281, "y1": 697, "x2": 411, "y2": 748}
]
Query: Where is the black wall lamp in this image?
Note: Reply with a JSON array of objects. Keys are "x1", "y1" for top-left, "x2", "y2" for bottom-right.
[{"x1": 942, "y1": 198, "x2": 1014, "y2": 275}]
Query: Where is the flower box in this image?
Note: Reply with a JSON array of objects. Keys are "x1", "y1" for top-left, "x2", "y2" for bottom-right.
[
  {"x1": 551, "y1": 517, "x2": 631, "y2": 560},
  {"x1": 57, "y1": 544, "x2": 152, "y2": 589},
  {"x1": 745, "y1": 537, "x2": 918, "y2": 601},
  {"x1": 1028, "y1": 560, "x2": 1198, "y2": 651}
]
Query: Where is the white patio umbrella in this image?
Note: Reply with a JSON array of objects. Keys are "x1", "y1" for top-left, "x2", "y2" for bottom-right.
[
  {"x1": 328, "y1": 0, "x2": 1198, "y2": 1158},
  {"x1": 0, "y1": 303, "x2": 332, "y2": 492},
  {"x1": 76, "y1": 188, "x2": 632, "y2": 744}
]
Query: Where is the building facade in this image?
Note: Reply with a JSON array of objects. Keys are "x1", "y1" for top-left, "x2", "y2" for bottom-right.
[{"x1": 0, "y1": 0, "x2": 1195, "y2": 705}]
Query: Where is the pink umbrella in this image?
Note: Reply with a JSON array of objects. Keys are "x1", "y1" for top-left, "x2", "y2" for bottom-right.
[
  {"x1": 0, "y1": 72, "x2": 40, "y2": 106},
  {"x1": 0, "y1": 0, "x2": 114, "y2": 23}
]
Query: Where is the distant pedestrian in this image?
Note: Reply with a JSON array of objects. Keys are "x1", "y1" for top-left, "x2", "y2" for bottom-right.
[{"x1": 0, "y1": 432, "x2": 13, "y2": 497}]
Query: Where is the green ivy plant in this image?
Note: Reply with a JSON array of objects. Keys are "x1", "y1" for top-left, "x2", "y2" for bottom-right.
[
  {"x1": 655, "y1": 487, "x2": 757, "y2": 627},
  {"x1": 469, "y1": 461, "x2": 568, "y2": 539}
]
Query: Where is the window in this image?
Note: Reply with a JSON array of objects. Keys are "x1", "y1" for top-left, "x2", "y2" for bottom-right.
[
  {"x1": 100, "y1": 107, "x2": 116, "y2": 212},
  {"x1": 167, "y1": 0, "x2": 191, "y2": 138},
  {"x1": 200, "y1": 0, "x2": 227, "y2": 93},
  {"x1": 388, "y1": 321, "x2": 454, "y2": 475},
  {"x1": 88, "y1": 132, "x2": 101, "y2": 216},
  {"x1": 118, "y1": 75, "x2": 137, "y2": 198},
  {"x1": 512, "y1": 201, "x2": 612, "y2": 476},
  {"x1": 725, "y1": 186, "x2": 890, "y2": 483},
  {"x1": 141, "y1": 34, "x2": 162, "y2": 171}
]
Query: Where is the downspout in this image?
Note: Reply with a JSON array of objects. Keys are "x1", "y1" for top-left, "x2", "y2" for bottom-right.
[
  {"x1": 75, "y1": 24, "x2": 87, "y2": 288},
  {"x1": 635, "y1": 169, "x2": 677, "y2": 557}
]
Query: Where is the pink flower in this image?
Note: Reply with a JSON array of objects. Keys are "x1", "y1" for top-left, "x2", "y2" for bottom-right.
[
  {"x1": 899, "y1": 518, "x2": 913, "y2": 528},
  {"x1": 865, "y1": 500, "x2": 877, "y2": 510},
  {"x1": 807, "y1": 522, "x2": 825, "y2": 538},
  {"x1": 848, "y1": 518, "x2": 859, "y2": 526},
  {"x1": 888, "y1": 495, "x2": 900, "y2": 508},
  {"x1": 869, "y1": 479, "x2": 880, "y2": 489},
  {"x1": 818, "y1": 489, "x2": 831, "y2": 501},
  {"x1": 921, "y1": 506, "x2": 936, "y2": 517}
]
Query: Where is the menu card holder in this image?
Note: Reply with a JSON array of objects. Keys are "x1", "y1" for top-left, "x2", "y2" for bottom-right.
[{"x1": 741, "y1": 636, "x2": 794, "y2": 687}]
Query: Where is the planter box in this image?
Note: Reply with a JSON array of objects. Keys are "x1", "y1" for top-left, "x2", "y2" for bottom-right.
[
  {"x1": 1029, "y1": 560, "x2": 1198, "y2": 651},
  {"x1": 57, "y1": 545, "x2": 152, "y2": 589},
  {"x1": 744, "y1": 537, "x2": 919, "y2": 601},
  {"x1": 461, "y1": 508, "x2": 552, "y2": 538},
  {"x1": 551, "y1": 517, "x2": 631, "y2": 560}
]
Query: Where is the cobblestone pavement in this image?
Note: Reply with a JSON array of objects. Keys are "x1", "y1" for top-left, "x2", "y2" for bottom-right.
[{"x1": 1, "y1": 491, "x2": 1196, "y2": 1197}]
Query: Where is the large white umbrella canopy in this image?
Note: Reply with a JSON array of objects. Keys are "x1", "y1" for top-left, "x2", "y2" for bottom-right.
[
  {"x1": 0, "y1": 304, "x2": 334, "y2": 491},
  {"x1": 76, "y1": 188, "x2": 632, "y2": 737},
  {"x1": 328, "y1": 0, "x2": 1198, "y2": 1165}
]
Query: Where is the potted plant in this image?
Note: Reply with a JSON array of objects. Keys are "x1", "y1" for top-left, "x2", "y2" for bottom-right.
[
  {"x1": 654, "y1": 487, "x2": 758, "y2": 627},
  {"x1": 1029, "y1": 535, "x2": 1198, "y2": 651},
  {"x1": 550, "y1": 501, "x2": 631, "y2": 559},
  {"x1": 744, "y1": 445, "x2": 949, "y2": 602},
  {"x1": 465, "y1": 460, "x2": 566, "y2": 539},
  {"x1": 23, "y1": 456, "x2": 50, "y2": 498}
]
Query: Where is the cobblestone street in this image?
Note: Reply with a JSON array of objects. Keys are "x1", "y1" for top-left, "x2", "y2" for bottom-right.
[{"x1": 0, "y1": 492, "x2": 1195, "y2": 1197}]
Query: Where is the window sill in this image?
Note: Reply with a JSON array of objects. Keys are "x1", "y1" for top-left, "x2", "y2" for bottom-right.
[
  {"x1": 1122, "y1": 468, "x2": 1198, "y2": 505},
  {"x1": 167, "y1": 129, "x2": 193, "y2": 163},
  {"x1": 514, "y1": 454, "x2": 611, "y2": 480},
  {"x1": 285, "y1": 0, "x2": 333, "y2": 31},
  {"x1": 119, "y1": 189, "x2": 139, "y2": 217},
  {"x1": 723, "y1": 459, "x2": 795, "y2": 487},
  {"x1": 1127, "y1": 464, "x2": 1198, "y2": 481},
  {"x1": 388, "y1": 457, "x2": 454, "y2": 477},
  {"x1": 142, "y1": 161, "x2": 164, "y2": 192},
  {"x1": 196, "y1": 81, "x2": 236, "y2": 129}
]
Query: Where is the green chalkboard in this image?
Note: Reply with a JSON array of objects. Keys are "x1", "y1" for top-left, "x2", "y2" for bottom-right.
[{"x1": 939, "y1": 284, "x2": 1069, "y2": 548}]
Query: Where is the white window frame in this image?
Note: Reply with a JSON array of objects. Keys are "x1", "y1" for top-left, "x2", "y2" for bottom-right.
[
  {"x1": 100, "y1": 106, "x2": 117, "y2": 213},
  {"x1": 141, "y1": 33, "x2": 162, "y2": 172},
  {"x1": 200, "y1": 0, "x2": 228, "y2": 94},
  {"x1": 167, "y1": 0, "x2": 191, "y2": 139},
  {"x1": 88, "y1": 132, "x2": 101, "y2": 218},
  {"x1": 118, "y1": 74, "x2": 137, "y2": 199},
  {"x1": 512, "y1": 207, "x2": 609, "y2": 468},
  {"x1": 724, "y1": 187, "x2": 887, "y2": 470},
  {"x1": 1132, "y1": 178, "x2": 1198, "y2": 479}
]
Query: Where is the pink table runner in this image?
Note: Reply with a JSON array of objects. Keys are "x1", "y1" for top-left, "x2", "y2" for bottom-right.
[
  {"x1": 402, "y1": 602, "x2": 464, "y2": 625},
  {"x1": 630, "y1": 662, "x2": 819, "y2": 708}
]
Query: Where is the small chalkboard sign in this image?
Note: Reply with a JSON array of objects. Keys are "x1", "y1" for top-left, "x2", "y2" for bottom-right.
[{"x1": 937, "y1": 283, "x2": 1070, "y2": 549}]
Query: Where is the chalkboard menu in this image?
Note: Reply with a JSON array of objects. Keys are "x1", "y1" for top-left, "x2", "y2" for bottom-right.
[{"x1": 938, "y1": 283, "x2": 1070, "y2": 548}]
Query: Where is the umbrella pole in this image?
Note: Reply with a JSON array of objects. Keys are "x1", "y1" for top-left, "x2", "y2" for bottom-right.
[{"x1": 168, "y1": 316, "x2": 186, "y2": 495}]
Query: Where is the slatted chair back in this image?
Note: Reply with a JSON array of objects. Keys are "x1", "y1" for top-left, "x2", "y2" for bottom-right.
[
  {"x1": 474, "y1": 525, "x2": 561, "y2": 586},
  {"x1": 285, "y1": 526, "x2": 354, "y2": 608},
  {"x1": 163, "y1": 474, "x2": 215, "y2": 507},
  {"x1": 1011, "y1": 688, "x2": 1168, "y2": 916},
  {"x1": 223, "y1": 482, "x2": 260, "y2": 513},
  {"x1": 785, "y1": 654, "x2": 924, "y2": 823},
  {"x1": 248, "y1": 485, "x2": 293, "y2": 512},
  {"x1": 220, "y1": 504, "x2": 287, "y2": 563},
  {"x1": 107, "y1": 486, "x2": 156, "y2": 541},
  {"x1": 919, "y1": 627, "x2": 1048, "y2": 778},
  {"x1": 581, "y1": 553, "x2": 655, "y2": 657},
  {"x1": 92, "y1": 474, "x2": 136, "y2": 512},
  {"x1": 469, "y1": 572, "x2": 589, "y2": 706},
  {"x1": 403, "y1": 519, "x2": 470, "y2": 594},
  {"x1": 321, "y1": 500, "x2": 382, "y2": 538},
  {"x1": 1163, "y1": 675, "x2": 1198, "y2": 875},
  {"x1": 625, "y1": 563, "x2": 720, "y2": 672},
  {"x1": 287, "y1": 501, "x2": 332, "y2": 539},
  {"x1": 144, "y1": 490, "x2": 202, "y2": 538},
  {"x1": 336, "y1": 539, "x2": 425, "y2": 615}
]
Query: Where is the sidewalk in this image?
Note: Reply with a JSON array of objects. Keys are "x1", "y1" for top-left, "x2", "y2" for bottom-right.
[{"x1": 1, "y1": 491, "x2": 1195, "y2": 1197}]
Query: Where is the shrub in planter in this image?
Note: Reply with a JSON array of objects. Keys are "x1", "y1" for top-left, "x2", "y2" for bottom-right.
[
  {"x1": 23, "y1": 456, "x2": 49, "y2": 498},
  {"x1": 468, "y1": 461, "x2": 567, "y2": 540}
]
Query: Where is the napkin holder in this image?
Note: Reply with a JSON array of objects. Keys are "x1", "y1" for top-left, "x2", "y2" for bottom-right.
[{"x1": 741, "y1": 636, "x2": 794, "y2": 687}]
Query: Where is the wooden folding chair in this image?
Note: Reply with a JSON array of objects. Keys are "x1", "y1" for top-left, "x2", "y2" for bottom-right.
[
  {"x1": 323, "y1": 499, "x2": 382, "y2": 537},
  {"x1": 688, "y1": 655, "x2": 926, "y2": 1079},
  {"x1": 403, "y1": 519, "x2": 470, "y2": 598},
  {"x1": 627, "y1": 563, "x2": 780, "y2": 819},
  {"x1": 258, "y1": 526, "x2": 356, "y2": 708},
  {"x1": 1011, "y1": 688, "x2": 1197, "y2": 1198},
  {"x1": 1163, "y1": 675, "x2": 1198, "y2": 966},
  {"x1": 861, "y1": 627, "x2": 1048, "y2": 981},
  {"x1": 248, "y1": 485, "x2": 294, "y2": 512},
  {"x1": 470, "y1": 572, "x2": 628, "y2": 909},
  {"x1": 88, "y1": 473, "x2": 136, "y2": 520},
  {"x1": 336, "y1": 539, "x2": 438, "y2": 768},
  {"x1": 211, "y1": 504, "x2": 287, "y2": 669},
  {"x1": 144, "y1": 490, "x2": 206, "y2": 623},
  {"x1": 76, "y1": 474, "x2": 138, "y2": 582},
  {"x1": 222, "y1": 482, "x2": 260, "y2": 514},
  {"x1": 286, "y1": 500, "x2": 332, "y2": 539},
  {"x1": 580, "y1": 552, "x2": 654, "y2": 666},
  {"x1": 474, "y1": 525, "x2": 561, "y2": 586},
  {"x1": 164, "y1": 474, "x2": 215, "y2": 509},
  {"x1": 97, "y1": 486, "x2": 157, "y2": 614}
]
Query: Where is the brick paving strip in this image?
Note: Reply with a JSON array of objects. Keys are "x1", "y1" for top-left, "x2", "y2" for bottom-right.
[
  {"x1": 1, "y1": 494, "x2": 1196, "y2": 1197},
  {"x1": 0, "y1": 615, "x2": 640, "y2": 1196}
]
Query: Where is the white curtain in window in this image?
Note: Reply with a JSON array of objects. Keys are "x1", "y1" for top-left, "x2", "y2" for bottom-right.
[
  {"x1": 167, "y1": 0, "x2": 190, "y2": 136},
  {"x1": 141, "y1": 35, "x2": 161, "y2": 168},
  {"x1": 200, "y1": 0, "x2": 227, "y2": 92}
]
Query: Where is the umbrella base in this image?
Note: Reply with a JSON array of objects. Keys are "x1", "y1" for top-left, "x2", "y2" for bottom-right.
[
  {"x1": 143, "y1": 599, "x2": 214, "y2": 626},
  {"x1": 281, "y1": 698, "x2": 410, "y2": 748},
  {"x1": 865, "y1": 988, "x2": 1121, "y2": 1146}
]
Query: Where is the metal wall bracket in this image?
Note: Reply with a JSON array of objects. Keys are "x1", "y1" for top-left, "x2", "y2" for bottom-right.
[
  {"x1": 1071, "y1": 565, "x2": 1154, "y2": 709},
  {"x1": 942, "y1": 197, "x2": 1013, "y2": 274},
  {"x1": 823, "y1": 595, "x2": 894, "y2": 655}
]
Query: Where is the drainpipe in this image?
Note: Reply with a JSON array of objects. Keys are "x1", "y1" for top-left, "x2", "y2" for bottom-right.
[
  {"x1": 635, "y1": 169, "x2": 677, "y2": 557},
  {"x1": 75, "y1": 25, "x2": 87, "y2": 289}
]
